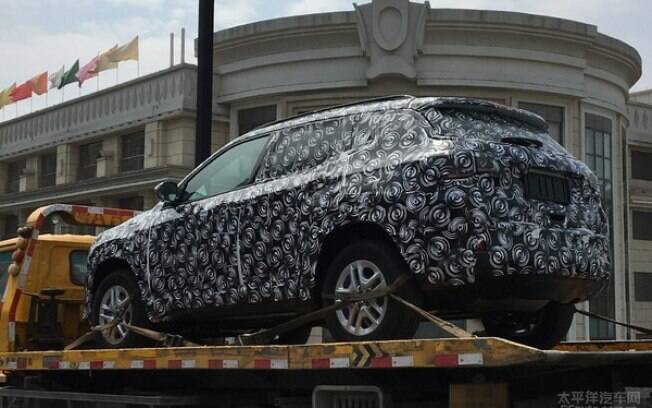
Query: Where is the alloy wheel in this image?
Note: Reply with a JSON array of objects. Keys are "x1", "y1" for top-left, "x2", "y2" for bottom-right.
[
  {"x1": 98, "y1": 284, "x2": 133, "y2": 345},
  {"x1": 334, "y1": 260, "x2": 388, "y2": 336}
]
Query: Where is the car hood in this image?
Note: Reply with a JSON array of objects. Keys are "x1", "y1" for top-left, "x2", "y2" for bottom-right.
[{"x1": 92, "y1": 204, "x2": 163, "y2": 250}]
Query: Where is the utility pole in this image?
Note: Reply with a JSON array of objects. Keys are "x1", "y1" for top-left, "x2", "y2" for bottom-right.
[{"x1": 195, "y1": 0, "x2": 214, "y2": 166}]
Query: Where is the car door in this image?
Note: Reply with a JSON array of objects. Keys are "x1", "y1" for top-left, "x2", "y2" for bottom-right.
[
  {"x1": 250, "y1": 118, "x2": 353, "y2": 304},
  {"x1": 146, "y1": 134, "x2": 271, "y2": 317}
]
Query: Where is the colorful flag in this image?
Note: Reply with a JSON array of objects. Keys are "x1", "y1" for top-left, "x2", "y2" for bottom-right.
[
  {"x1": 77, "y1": 56, "x2": 98, "y2": 85},
  {"x1": 109, "y1": 36, "x2": 139, "y2": 63},
  {"x1": 94, "y1": 45, "x2": 119, "y2": 73},
  {"x1": 49, "y1": 66, "x2": 65, "y2": 89},
  {"x1": 29, "y1": 72, "x2": 48, "y2": 95},
  {"x1": 58, "y1": 60, "x2": 79, "y2": 89},
  {"x1": 10, "y1": 82, "x2": 33, "y2": 102},
  {"x1": 0, "y1": 83, "x2": 16, "y2": 109}
]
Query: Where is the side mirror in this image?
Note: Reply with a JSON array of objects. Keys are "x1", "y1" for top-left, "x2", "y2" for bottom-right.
[{"x1": 154, "y1": 180, "x2": 181, "y2": 204}]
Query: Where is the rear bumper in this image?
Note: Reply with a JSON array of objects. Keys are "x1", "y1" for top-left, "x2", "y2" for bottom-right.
[
  {"x1": 472, "y1": 254, "x2": 607, "y2": 304},
  {"x1": 482, "y1": 225, "x2": 609, "y2": 280},
  {"x1": 418, "y1": 224, "x2": 609, "y2": 306}
]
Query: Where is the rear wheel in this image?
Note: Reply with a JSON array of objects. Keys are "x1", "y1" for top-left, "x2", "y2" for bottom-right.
[
  {"x1": 481, "y1": 302, "x2": 575, "y2": 349},
  {"x1": 92, "y1": 269, "x2": 151, "y2": 349},
  {"x1": 322, "y1": 240, "x2": 422, "y2": 342}
]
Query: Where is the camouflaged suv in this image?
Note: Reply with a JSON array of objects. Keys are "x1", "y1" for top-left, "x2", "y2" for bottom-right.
[{"x1": 86, "y1": 96, "x2": 609, "y2": 349}]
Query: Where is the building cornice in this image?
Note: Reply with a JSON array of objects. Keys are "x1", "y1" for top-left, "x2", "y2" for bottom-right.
[
  {"x1": 0, "y1": 166, "x2": 190, "y2": 211},
  {"x1": 213, "y1": 11, "x2": 357, "y2": 45},
  {"x1": 210, "y1": 1, "x2": 641, "y2": 110},
  {"x1": 0, "y1": 65, "x2": 227, "y2": 160}
]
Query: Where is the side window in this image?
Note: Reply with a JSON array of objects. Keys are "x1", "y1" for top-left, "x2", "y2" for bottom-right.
[
  {"x1": 262, "y1": 117, "x2": 352, "y2": 179},
  {"x1": 184, "y1": 135, "x2": 270, "y2": 201},
  {"x1": 70, "y1": 251, "x2": 89, "y2": 286},
  {"x1": 0, "y1": 251, "x2": 10, "y2": 294}
]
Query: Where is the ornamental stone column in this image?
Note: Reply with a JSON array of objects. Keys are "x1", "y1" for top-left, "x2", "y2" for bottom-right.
[
  {"x1": 145, "y1": 121, "x2": 167, "y2": 169},
  {"x1": 56, "y1": 144, "x2": 79, "y2": 185}
]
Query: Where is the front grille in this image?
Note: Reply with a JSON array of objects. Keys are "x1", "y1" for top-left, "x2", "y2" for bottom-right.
[{"x1": 524, "y1": 171, "x2": 570, "y2": 204}]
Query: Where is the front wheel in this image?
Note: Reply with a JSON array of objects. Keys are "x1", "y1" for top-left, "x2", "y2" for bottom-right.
[
  {"x1": 322, "y1": 240, "x2": 422, "y2": 342},
  {"x1": 481, "y1": 302, "x2": 575, "y2": 349},
  {"x1": 92, "y1": 269, "x2": 151, "y2": 349}
]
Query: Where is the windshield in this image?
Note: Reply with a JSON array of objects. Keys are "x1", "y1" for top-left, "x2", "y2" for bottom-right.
[
  {"x1": 183, "y1": 135, "x2": 270, "y2": 201},
  {"x1": 0, "y1": 251, "x2": 11, "y2": 295}
]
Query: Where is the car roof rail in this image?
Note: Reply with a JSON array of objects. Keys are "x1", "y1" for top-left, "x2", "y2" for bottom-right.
[{"x1": 251, "y1": 95, "x2": 414, "y2": 132}]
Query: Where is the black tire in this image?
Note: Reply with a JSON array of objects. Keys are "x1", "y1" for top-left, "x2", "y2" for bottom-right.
[
  {"x1": 92, "y1": 269, "x2": 151, "y2": 349},
  {"x1": 481, "y1": 302, "x2": 575, "y2": 349},
  {"x1": 322, "y1": 240, "x2": 422, "y2": 342},
  {"x1": 274, "y1": 326, "x2": 313, "y2": 345}
]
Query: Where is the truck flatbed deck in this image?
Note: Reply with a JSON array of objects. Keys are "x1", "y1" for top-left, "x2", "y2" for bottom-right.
[
  {"x1": 1, "y1": 337, "x2": 651, "y2": 372},
  {"x1": 2, "y1": 204, "x2": 652, "y2": 407}
]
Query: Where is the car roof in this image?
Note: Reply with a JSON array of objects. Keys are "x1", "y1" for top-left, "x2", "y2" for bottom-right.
[{"x1": 235, "y1": 95, "x2": 547, "y2": 145}]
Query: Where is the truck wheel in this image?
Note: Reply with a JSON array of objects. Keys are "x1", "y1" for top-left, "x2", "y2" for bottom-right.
[
  {"x1": 481, "y1": 302, "x2": 575, "y2": 349},
  {"x1": 322, "y1": 240, "x2": 422, "y2": 342},
  {"x1": 92, "y1": 269, "x2": 150, "y2": 349}
]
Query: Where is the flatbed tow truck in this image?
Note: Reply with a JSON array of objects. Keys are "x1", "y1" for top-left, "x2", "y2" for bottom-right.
[{"x1": 0, "y1": 205, "x2": 651, "y2": 408}]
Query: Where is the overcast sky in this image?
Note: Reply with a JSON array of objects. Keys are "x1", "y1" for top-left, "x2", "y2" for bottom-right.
[{"x1": 1, "y1": 0, "x2": 650, "y2": 119}]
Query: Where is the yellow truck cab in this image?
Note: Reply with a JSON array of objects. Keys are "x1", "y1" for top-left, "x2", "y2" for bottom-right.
[
  {"x1": 0, "y1": 205, "x2": 138, "y2": 352},
  {"x1": 0, "y1": 235, "x2": 94, "y2": 351}
]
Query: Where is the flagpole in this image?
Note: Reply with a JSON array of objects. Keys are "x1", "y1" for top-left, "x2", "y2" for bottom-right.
[
  {"x1": 97, "y1": 50, "x2": 100, "y2": 92},
  {"x1": 137, "y1": 60, "x2": 140, "y2": 77},
  {"x1": 30, "y1": 97, "x2": 33, "y2": 113},
  {"x1": 61, "y1": 65, "x2": 65, "y2": 103}
]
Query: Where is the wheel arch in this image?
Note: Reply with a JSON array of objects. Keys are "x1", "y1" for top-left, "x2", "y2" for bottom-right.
[
  {"x1": 314, "y1": 222, "x2": 408, "y2": 297},
  {"x1": 90, "y1": 258, "x2": 133, "y2": 294}
]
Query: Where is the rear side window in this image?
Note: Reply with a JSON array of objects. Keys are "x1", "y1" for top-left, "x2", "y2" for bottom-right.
[
  {"x1": 70, "y1": 251, "x2": 89, "y2": 286},
  {"x1": 261, "y1": 117, "x2": 352, "y2": 179},
  {"x1": 0, "y1": 252, "x2": 11, "y2": 295},
  {"x1": 423, "y1": 108, "x2": 567, "y2": 155}
]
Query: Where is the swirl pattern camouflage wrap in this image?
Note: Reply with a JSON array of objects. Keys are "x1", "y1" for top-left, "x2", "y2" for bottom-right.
[{"x1": 86, "y1": 96, "x2": 609, "y2": 323}]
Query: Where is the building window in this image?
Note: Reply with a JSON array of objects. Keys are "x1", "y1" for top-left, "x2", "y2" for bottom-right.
[
  {"x1": 631, "y1": 150, "x2": 652, "y2": 181},
  {"x1": 2, "y1": 215, "x2": 18, "y2": 240},
  {"x1": 78, "y1": 142, "x2": 101, "y2": 180},
  {"x1": 118, "y1": 196, "x2": 144, "y2": 211},
  {"x1": 6, "y1": 160, "x2": 25, "y2": 193},
  {"x1": 585, "y1": 113, "x2": 614, "y2": 340},
  {"x1": 632, "y1": 211, "x2": 652, "y2": 240},
  {"x1": 634, "y1": 273, "x2": 652, "y2": 301},
  {"x1": 519, "y1": 102, "x2": 564, "y2": 144},
  {"x1": 120, "y1": 133, "x2": 144, "y2": 172},
  {"x1": 237, "y1": 105, "x2": 276, "y2": 135},
  {"x1": 39, "y1": 152, "x2": 57, "y2": 187}
]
